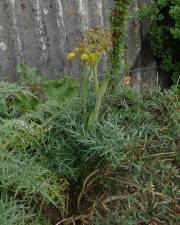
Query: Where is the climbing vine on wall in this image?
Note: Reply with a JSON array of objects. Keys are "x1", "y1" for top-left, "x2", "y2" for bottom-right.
[
  {"x1": 109, "y1": 0, "x2": 131, "y2": 76},
  {"x1": 140, "y1": 0, "x2": 180, "y2": 88}
]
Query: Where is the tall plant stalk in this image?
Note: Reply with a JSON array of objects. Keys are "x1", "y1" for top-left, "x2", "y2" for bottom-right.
[
  {"x1": 67, "y1": 0, "x2": 132, "y2": 128},
  {"x1": 88, "y1": 66, "x2": 109, "y2": 127},
  {"x1": 81, "y1": 65, "x2": 90, "y2": 123}
]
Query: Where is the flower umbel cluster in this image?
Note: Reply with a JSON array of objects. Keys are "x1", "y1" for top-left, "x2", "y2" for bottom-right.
[
  {"x1": 67, "y1": 28, "x2": 112, "y2": 127},
  {"x1": 67, "y1": 28, "x2": 112, "y2": 65}
]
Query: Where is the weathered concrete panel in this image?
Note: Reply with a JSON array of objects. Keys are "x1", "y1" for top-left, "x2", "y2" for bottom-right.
[
  {"x1": 0, "y1": 0, "x2": 113, "y2": 79},
  {"x1": 0, "y1": 0, "x2": 157, "y2": 83}
]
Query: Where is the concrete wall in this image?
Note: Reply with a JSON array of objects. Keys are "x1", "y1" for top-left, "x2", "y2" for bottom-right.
[{"x1": 0, "y1": 0, "x2": 157, "y2": 84}]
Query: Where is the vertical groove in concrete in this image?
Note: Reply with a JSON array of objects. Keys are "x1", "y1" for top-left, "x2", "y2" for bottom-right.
[
  {"x1": 9, "y1": 0, "x2": 23, "y2": 55},
  {"x1": 56, "y1": 0, "x2": 66, "y2": 52},
  {"x1": 76, "y1": 0, "x2": 89, "y2": 32},
  {"x1": 33, "y1": 0, "x2": 48, "y2": 62}
]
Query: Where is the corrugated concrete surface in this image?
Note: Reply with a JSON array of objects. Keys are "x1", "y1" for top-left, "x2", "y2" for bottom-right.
[{"x1": 0, "y1": 0, "x2": 156, "y2": 84}]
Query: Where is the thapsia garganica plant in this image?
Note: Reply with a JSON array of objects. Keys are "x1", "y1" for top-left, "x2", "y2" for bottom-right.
[
  {"x1": 67, "y1": 28, "x2": 112, "y2": 127},
  {"x1": 67, "y1": 0, "x2": 131, "y2": 128}
]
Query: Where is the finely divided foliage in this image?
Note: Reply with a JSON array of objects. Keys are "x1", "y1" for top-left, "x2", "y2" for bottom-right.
[{"x1": 0, "y1": 68, "x2": 179, "y2": 224}]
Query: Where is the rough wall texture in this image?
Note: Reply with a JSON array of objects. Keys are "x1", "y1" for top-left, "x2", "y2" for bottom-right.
[
  {"x1": 127, "y1": 0, "x2": 157, "y2": 89},
  {"x1": 0, "y1": 0, "x2": 157, "y2": 85}
]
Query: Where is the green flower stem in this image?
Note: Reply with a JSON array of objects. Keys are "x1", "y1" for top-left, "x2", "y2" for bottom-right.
[
  {"x1": 92, "y1": 65, "x2": 99, "y2": 94},
  {"x1": 81, "y1": 65, "x2": 90, "y2": 124},
  {"x1": 88, "y1": 78, "x2": 109, "y2": 127}
]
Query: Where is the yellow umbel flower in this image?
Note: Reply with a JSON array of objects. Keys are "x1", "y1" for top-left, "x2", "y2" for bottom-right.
[
  {"x1": 89, "y1": 52, "x2": 101, "y2": 64},
  {"x1": 80, "y1": 53, "x2": 89, "y2": 61},
  {"x1": 91, "y1": 34, "x2": 98, "y2": 41},
  {"x1": 82, "y1": 47, "x2": 90, "y2": 53},
  {"x1": 74, "y1": 47, "x2": 81, "y2": 53},
  {"x1": 89, "y1": 53, "x2": 99, "y2": 61},
  {"x1": 67, "y1": 52, "x2": 76, "y2": 60}
]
